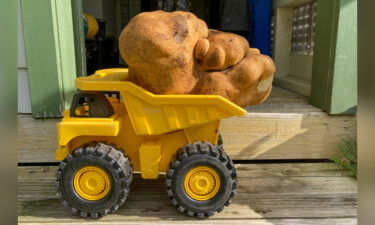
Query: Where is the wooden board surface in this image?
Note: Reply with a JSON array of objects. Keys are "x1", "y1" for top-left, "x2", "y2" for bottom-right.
[
  {"x1": 17, "y1": 218, "x2": 357, "y2": 225},
  {"x1": 17, "y1": 87, "x2": 356, "y2": 163},
  {"x1": 18, "y1": 163, "x2": 357, "y2": 224},
  {"x1": 220, "y1": 112, "x2": 356, "y2": 160},
  {"x1": 245, "y1": 86, "x2": 320, "y2": 113}
]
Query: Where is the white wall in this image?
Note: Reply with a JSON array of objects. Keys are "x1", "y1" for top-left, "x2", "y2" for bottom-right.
[{"x1": 18, "y1": 0, "x2": 32, "y2": 113}]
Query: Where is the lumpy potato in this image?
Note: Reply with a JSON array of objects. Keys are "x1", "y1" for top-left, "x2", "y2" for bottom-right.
[{"x1": 119, "y1": 11, "x2": 275, "y2": 107}]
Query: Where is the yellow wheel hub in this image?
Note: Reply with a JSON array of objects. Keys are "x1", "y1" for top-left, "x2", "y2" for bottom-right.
[
  {"x1": 184, "y1": 166, "x2": 220, "y2": 201},
  {"x1": 73, "y1": 166, "x2": 111, "y2": 201}
]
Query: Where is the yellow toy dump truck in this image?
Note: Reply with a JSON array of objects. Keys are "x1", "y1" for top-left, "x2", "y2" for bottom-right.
[{"x1": 55, "y1": 68, "x2": 246, "y2": 218}]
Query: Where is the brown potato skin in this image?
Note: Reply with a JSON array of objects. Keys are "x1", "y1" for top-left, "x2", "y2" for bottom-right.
[{"x1": 119, "y1": 11, "x2": 275, "y2": 107}]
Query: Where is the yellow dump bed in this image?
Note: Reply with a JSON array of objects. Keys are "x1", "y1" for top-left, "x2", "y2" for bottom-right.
[{"x1": 76, "y1": 68, "x2": 246, "y2": 135}]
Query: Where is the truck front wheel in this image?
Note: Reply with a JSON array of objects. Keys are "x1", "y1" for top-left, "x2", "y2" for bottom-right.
[{"x1": 56, "y1": 143, "x2": 133, "y2": 218}]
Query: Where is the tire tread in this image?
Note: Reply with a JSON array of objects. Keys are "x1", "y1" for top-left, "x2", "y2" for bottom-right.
[
  {"x1": 56, "y1": 142, "x2": 133, "y2": 218},
  {"x1": 165, "y1": 141, "x2": 237, "y2": 218}
]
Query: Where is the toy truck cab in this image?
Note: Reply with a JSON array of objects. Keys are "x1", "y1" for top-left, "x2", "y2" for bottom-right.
[
  {"x1": 56, "y1": 68, "x2": 246, "y2": 218},
  {"x1": 69, "y1": 91, "x2": 115, "y2": 118}
]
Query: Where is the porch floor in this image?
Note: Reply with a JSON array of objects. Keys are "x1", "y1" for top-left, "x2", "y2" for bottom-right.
[
  {"x1": 18, "y1": 86, "x2": 357, "y2": 163},
  {"x1": 18, "y1": 86, "x2": 357, "y2": 224},
  {"x1": 246, "y1": 85, "x2": 322, "y2": 113},
  {"x1": 18, "y1": 163, "x2": 357, "y2": 225}
]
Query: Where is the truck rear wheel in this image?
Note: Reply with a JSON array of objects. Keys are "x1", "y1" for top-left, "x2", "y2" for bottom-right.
[
  {"x1": 166, "y1": 142, "x2": 237, "y2": 218},
  {"x1": 56, "y1": 143, "x2": 133, "y2": 218}
]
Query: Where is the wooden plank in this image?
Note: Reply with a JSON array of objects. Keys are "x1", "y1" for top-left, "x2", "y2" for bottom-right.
[
  {"x1": 18, "y1": 114, "x2": 59, "y2": 163},
  {"x1": 17, "y1": 164, "x2": 357, "y2": 224},
  {"x1": 17, "y1": 112, "x2": 356, "y2": 162},
  {"x1": 20, "y1": 0, "x2": 76, "y2": 118},
  {"x1": 310, "y1": 0, "x2": 340, "y2": 111},
  {"x1": 246, "y1": 87, "x2": 321, "y2": 113},
  {"x1": 17, "y1": 163, "x2": 353, "y2": 182},
  {"x1": 235, "y1": 163, "x2": 353, "y2": 177},
  {"x1": 220, "y1": 112, "x2": 356, "y2": 160},
  {"x1": 17, "y1": 87, "x2": 356, "y2": 162},
  {"x1": 328, "y1": 0, "x2": 357, "y2": 114},
  {"x1": 17, "y1": 193, "x2": 357, "y2": 220},
  {"x1": 18, "y1": 218, "x2": 357, "y2": 225},
  {"x1": 17, "y1": 163, "x2": 353, "y2": 181},
  {"x1": 18, "y1": 164, "x2": 357, "y2": 200}
]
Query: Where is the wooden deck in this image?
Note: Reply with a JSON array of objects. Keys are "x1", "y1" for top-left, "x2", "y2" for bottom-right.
[
  {"x1": 18, "y1": 86, "x2": 356, "y2": 163},
  {"x1": 17, "y1": 86, "x2": 357, "y2": 224},
  {"x1": 18, "y1": 163, "x2": 357, "y2": 225}
]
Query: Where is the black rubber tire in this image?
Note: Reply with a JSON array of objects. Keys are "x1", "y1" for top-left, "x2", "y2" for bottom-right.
[
  {"x1": 56, "y1": 142, "x2": 133, "y2": 218},
  {"x1": 217, "y1": 134, "x2": 223, "y2": 148},
  {"x1": 166, "y1": 141, "x2": 237, "y2": 218}
]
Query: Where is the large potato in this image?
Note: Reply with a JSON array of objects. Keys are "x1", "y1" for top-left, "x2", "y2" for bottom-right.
[{"x1": 119, "y1": 11, "x2": 275, "y2": 107}]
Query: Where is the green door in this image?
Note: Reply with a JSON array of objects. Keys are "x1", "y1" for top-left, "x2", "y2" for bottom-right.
[
  {"x1": 310, "y1": 0, "x2": 357, "y2": 115},
  {"x1": 21, "y1": 0, "x2": 84, "y2": 118}
]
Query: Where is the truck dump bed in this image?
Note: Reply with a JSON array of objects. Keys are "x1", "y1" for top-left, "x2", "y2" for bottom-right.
[{"x1": 76, "y1": 68, "x2": 247, "y2": 135}]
